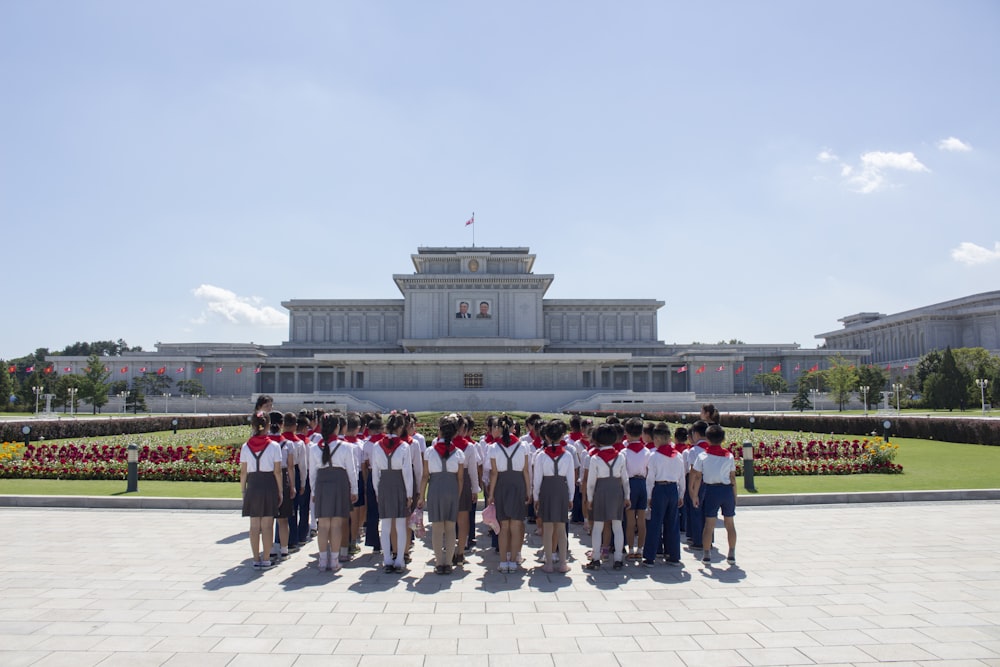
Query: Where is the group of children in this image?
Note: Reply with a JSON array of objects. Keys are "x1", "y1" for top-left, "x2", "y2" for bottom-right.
[{"x1": 238, "y1": 399, "x2": 739, "y2": 573}]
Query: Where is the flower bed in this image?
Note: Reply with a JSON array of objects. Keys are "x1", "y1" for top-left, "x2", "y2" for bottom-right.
[
  {"x1": 724, "y1": 430, "x2": 902, "y2": 475},
  {"x1": 0, "y1": 427, "x2": 246, "y2": 482}
]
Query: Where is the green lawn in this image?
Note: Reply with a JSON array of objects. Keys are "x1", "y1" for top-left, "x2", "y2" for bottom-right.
[{"x1": 0, "y1": 479, "x2": 241, "y2": 498}]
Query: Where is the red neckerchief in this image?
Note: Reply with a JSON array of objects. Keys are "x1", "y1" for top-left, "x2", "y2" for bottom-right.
[
  {"x1": 246, "y1": 434, "x2": 271, "y2": 454},
  {"x1": 531, "y1": 434, "x2": 543, "y2": 450},
  {"x1": 595, "y1": 447, "x2": 619, "y2": 465},
  {"x1": 577, "y1": 437, "x2": 590, "y2": 450},
  {"x1": 674, "y1": 443, "x2": 689, "y2": 453},
  {"x1": 544, "y1": 444, "x2": 566, "y2": 460},
  {"x1": 267, "y1": 433, "x2": 282, "y2": 443},
  {"x1": 380, "y1": 435, "x2": 402, "y2": 457},
  {"x1": 403, "y1": 435, "x2": 413, "y2": 445},
  {"x1": 613, "y1": 442, "x2": 625, "y2": 452},
  {"x1": 484, "y1": 434, "x2": 496, "y2": 444},
  {"x1": 568, "y1": 431, "x2": 584, "y2": 441},
  {"x1": 644, "y1": 442, "x2": 656, "y2": 450},
  {"x1": 281, "y1": 431, "x2": 299, "y2": 443},
  {"x1": 322, "y1": 436, "x2": 339, "y2": 448},
  {"x1": 626, "y1": 441, "x2": 645, "y2": 453},
  {"x1": 452, "y1": 436, "x2": 470, "y2": 451},
  {"x1": 343, "y1": 435, "x2": 358, "y2": 444},
  {"x1": 361, "y1": 428, "x2": 370, "y2": 439},
  {"x1": 706, "y1": 444, "x2": 732, "y2": 458},
  {"x1": 656, "y1": 444, "x2": 677, "y2": 458},
  {"x1": 368, "y1": 433, "x2": 385, "y2": 446},
  {"x1": 433, "y1": 439, "x2": 452, "y2": 458}
]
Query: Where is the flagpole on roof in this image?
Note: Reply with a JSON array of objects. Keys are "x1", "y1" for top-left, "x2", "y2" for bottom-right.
[{"x1": 465, "y1": 212, "x2": 475, "y2": 247}]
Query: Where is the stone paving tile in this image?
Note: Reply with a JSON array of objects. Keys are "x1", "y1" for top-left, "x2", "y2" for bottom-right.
[{"x1": 2, "y1": 502, "x2": 1000, "y2": 666}]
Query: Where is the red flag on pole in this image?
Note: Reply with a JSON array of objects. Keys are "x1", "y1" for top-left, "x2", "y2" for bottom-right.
[
  {"x1": 235, "y1": 367, "x2": 243, "y2": 374},
  {"x1": 695, "y1": 365, "x2": 706, "y2": 374},
  {"x1": 676, "y1": 365, "x2": 687, "y2": 373},
  {"x1": 465, "y1": 213, "x2": 474, "y2": 226},
  {"x1": 254, "y1": 367, "x2": 261, "y2": 374},
  {"x1": 716, "y1": 365, "x2": 725, "y2": 372},
  {"x1": 157, "y1": 367, "x2": 166, "y2": 375},
  {"x1": 120, "y1": 367, "x2": 128, "y2": 373},
  {"x1": 885, "y1": 364, "x2": 891, "y2": 371},
  {"x1": 139, "y1": 367, "x2": 147, "y2": 373},
  {"x1": 196, "y1": 366, "x2": 204, "y2": 374},
  {"x1": 735, "y1": 365, "x2": 744, "y2": 374},
  {"x1": 63, "y1": 366, "x2": 72, "y2": 373},
  {"x1": 215, "y1": 367, "x2": 223, "y2": 374},
  {"x1": 794, "y1": 363, "x2": 801, "y2": 371},
  {"x1": 25, "y1": 365, "x2": 34, "y2": 373},
  {"x1": 176, "y1": 367, "x2": 185, "y2": 373},
  {"x1": 44, "y1": 366, "x2": 53, "y2": 374},
  {"x1": 809, "y1": 363, "x2": 819, "y2": 372},
  {"x1": 7, "y1": 365, "x2": 15, "y2": 373},
  {"x1": 772, "y1": 363, "x2": 781, "y2": 373},
  {"x1": 903, "y1": 364, "x2": 910, "y2": 370}
]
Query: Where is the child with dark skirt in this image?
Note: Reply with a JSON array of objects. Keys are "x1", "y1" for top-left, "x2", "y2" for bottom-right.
[
  {"x1": 418, "y1": 414, "x2": 465, "y2": 574},
  {"x1": 309, "y1": 413, "x2": 358, "y2": 572},
  {"x1": 533, "y1": 419, "x2": 575, "y2": 573},
  {"x1": 370, "y1": 412, "x2": 413, "y2": 573},
  {"x1": 584, "y1": 423, "x2": 631, "y2": 570},
  {"x1": 240, "y1": 412, "x2": 283, "y2": 569},
  {"x1": 487, "y1": 414, "x2": 531, "y2": 573}
]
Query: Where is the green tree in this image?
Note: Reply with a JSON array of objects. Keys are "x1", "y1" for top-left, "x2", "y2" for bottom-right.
[
  {"x1": 791, "y1": 383, "x2": 812, "y2": 412},
  {"x1": 825, "y1": 355, "x2": 859, "y2": 411},
  {"x1": 925, "y1": 346, "x2": 966, "y2": 411},
  {"x1": 79, "y1": 355, "x2": 111, "y2": 414},
  {"x1": 855, "y1": 365, "x2": 888, "y2": 410},
  {"x1": 133, "y1": 372, "x2": 174, "y2": 397},
  {"x1": 0, "y1": 363, "x2": 12, "y2": 412},
  {"x1": 177, "y1": 379, "x2": 206, "y2": 396},
  {"x1": 53, "y1": 374, "x2": 85, "y2": 412},
  {"x1": 752, "y1": 372, "x2": 788, "y2": 393}
]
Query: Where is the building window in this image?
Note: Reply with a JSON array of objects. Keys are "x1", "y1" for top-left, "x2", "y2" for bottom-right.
[
  {"x1": 464, "y1": 373, "x2": 483, "y2": 389},
  {"x1": 353, "y1": 371, "x2": 364, "y2": 389}
]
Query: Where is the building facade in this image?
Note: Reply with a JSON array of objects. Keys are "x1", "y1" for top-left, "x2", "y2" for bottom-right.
[
  {"x1": 817, "y1": 291, "x2": 1000, "y2": 367},
  {"x1": 48, "y1": 247, "x2": 863, "y2": 412}
]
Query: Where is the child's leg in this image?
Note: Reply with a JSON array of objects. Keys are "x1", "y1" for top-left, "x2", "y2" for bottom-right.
[
  {"x1": 316, "y1": 517, "x2": 331, "y2": 554},
  {"x1": 636, "y1": 509, "x2": 646, "y2": 553},
  {"x1": 249, "y1": 517, "x2": 262, "y2": 561},
  {"x1": 510, "y1": 520, "x2": 526, "y2": 561},
  {"x1": 498, "y1": 520, "x2": 511, "y2": 564},
  {"x1": 261, "y1": 517, "x2": 275, "y2": 562},
  {"x1": 591, "y1": 521, "x2": 604, "y2": 562},
  {"x1": 610, "y1": 519, "x2": 625, "y2": 561},
  {"x1": 331, "y1": 518, "x2": 346, "y2": 563},
  {"x1": 278, "y1": 518, "x2": 289, "y2": 550},
  {"x1": 393, "y1": 518, "x2": 407, "y2": 568},
  {"x1": 380, "y1": 519, "x2": 394, "y2": 565},
  {"x1": 555, "y1": 524, "x2": 569, "y2": 572},
  {"x1": 542, "y1": 522, "x2": 555, "y2": 570},
  {"x1": 456, "y1": 511, "x2": 469, "y2": 560},
  {"x1": 642, "y1": 487, "x2": 665, "y2": 562},
  {"x1": 442, "y1": 521, "x2": 457, "y2": 565},
  {"x1": 723, "y1": 516, "x2": 737, "y2": 557},
  {"x1": 625, "y1": 510, "x2": 638, "y2": 554},
  {"x1": 431, "y1": 521, "x2": 445, "y2": 566},
  {"x1": 702, "y1": 516, "x2": 717, "y2": 560}
]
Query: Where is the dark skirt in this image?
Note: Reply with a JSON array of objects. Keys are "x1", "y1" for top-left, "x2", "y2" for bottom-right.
[
  {"x1": 591, "y1": 476, "x2": 625, "y2": 522},
  {"x1": 277, "y1": 467, "x2": 294, "y2": 518},
  {"x1": 494, "y1": 468, "x2": 527, "y2": 521},
  {"x1": 377, "y1": 468, "x2": 409, "y2": 519},
  {"x1": 243, "y1": 470, "x2": 279, "y2": 518},
  {"x1": 539, "y1": 475, "x2": 570, "y2": 523},
  {"x1": 458, "y1": 466, "x2": 473, "y2": 510},
  {"x1": 426, "y1": 471, "x2": 459, "y2": 523},
  {"x1": 314, "y1": 466, "x2": 352, "y2": 519}
]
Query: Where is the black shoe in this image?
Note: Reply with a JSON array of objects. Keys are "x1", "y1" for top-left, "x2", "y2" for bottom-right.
[
  {"x1": 613, "y1": 560, "x2": 624, "y2": 570},
  {"x1": 434, "y1": 565, "x2": 446, "y2": 575},
  {"x1": 642, "y1": 559, "x2": 655, "y2": 567},
  {"x1": 383, "y1": 564, "x2": 395, "y2": 574},
  {"x1": 583, "y1": 560, "x2": 601, "y2": 571}
]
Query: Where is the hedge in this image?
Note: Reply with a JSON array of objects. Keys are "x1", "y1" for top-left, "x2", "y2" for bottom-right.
[
  {"x1": 1, "y1": 415, "x2": 249, "y2": 444},
  {"x1": 584, "y1": 411, "x2": 1000, "y2": 446}
]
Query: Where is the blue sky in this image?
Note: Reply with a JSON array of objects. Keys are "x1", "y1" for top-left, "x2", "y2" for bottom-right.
[{"x1": 2, "y1": 1, "x2": 998, "y2": 360}]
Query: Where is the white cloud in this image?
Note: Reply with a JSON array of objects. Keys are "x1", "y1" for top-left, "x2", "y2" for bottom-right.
[
  {"x1": 937, "y1": 136, "x2": 972, "y2": 152},
  {"x1": 816, "y1": 150, "x2": 839, "y2": 163},
  {"x1": 192, "y1": 284, "x2": 286, "y2": 327},
  {"x1": 951, "y1": 242, "x2": 1000, "y2": 266},
  {"x1": 833, "y1": 150, "x2": 929, "y2": 194}
]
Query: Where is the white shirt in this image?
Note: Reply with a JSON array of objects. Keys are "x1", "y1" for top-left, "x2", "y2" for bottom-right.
[
  {"x1": 408, "y1": 436, "x2": 426, "y2": 496},
  {"x1": 370, "y1": 438, "x2": 414, "y2": 499},
  {"x1": 532, "y1": 449, "x2": 575, "y2": 503},
  {"x1": 586, "y1": 449, "x2": 630, "y2": 499},
  {"x1": 454, "y1": 442, "x2": 481, "y2": 494},
  {"x1": 424, "y1": 444, "x2": 466, "y2": 474},
  {"x1": 693, "y1": 449, "x2": 736, "y2": 485},
  {"x1": 646, "y1": 447, "x2": 686, "y2": 502},
  {"x1": 240, "y1": 441, "x2": 282, "y2": 472},
  {"x1": 308, "y1": 438, "x2": 359, "y2": 497},
  {"x1": 623, "y1": 443, "x2": 651, "y2": 477},
  {"x1": 488, "y1": 440, "x2": 530, "y2": 473},
  {"x1": 684, "y1": 442, "x2": 708, "y2": 473}
]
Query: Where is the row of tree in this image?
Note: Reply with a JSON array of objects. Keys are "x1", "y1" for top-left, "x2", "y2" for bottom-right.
[
  {"x1": 770, "y1": 347, "x2": 999, "y2": 412},
  {"x1": 2, "y1": 354, "x2": 206, "y2": 413}
]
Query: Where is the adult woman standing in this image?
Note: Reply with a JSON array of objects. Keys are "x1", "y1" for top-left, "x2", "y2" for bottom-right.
[
  {"x1": 418, "y1": 414, "x2": 465, "y2": 574},
  {"x1": 486, "y1": 414, "x2": 531, "y2": 573},
  {"x1": 240, "y1": 412, "x2": 283, "y2": 569},
  {"x1": 309, "y1": 413, "x2": 359, "y2": 572}
]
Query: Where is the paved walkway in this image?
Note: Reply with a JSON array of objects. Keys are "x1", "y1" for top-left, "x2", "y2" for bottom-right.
[{"x1": 2, "y1": 502, "x2": 999, "y2": 666}]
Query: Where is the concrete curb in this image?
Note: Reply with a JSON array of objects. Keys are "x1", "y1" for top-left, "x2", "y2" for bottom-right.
[{"x1": 1, "y1": 488, "x2": 999, "y2": 511}]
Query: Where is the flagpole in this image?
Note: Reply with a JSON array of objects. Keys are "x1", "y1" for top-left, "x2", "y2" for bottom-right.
[{"x1": 472, "y1": 212, "x2": 475, "y2": 247}]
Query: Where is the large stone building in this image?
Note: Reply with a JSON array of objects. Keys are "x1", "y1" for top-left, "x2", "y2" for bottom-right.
[
  {"x1": 817, "y1": 291, "x2": 1000, "y2": 367},
  {"x1": 49, "y1": 246, "x2": 862, "y2": 412}
]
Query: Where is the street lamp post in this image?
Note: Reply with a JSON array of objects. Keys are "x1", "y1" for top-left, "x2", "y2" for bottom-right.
[
  {"x1": 771, "y1": 390, "x2": 779, "y2": 412},
  {"x1": 744, "y1": 392, "x2": 751, "y2": 411},
  {"x1": 860, "y1": 385, "x2": 870, "y2": 417},
  {"x1": 118, "y1": 390, "x2": 129, "y2": 414},
  {"x1": 891, "y1": 383, "x2": 902, "y2": 415},
  {"x1": 32, "y1": 386, "x2": 43, "y2": 414},
  {"x1": 67, "y1": 387, "x2": 78, "y2": 416},
  {"x1": 976, "y1": 378, "x2": 989, "y2": 414},
  {"x1": 163, "y1": 392, "x2": 170, "y2": 414},
  {"x1": 192, "y1": 393, "x2": 199, "y2": 413},
  {"x1": 810, "y1": 388, "x2": 819, "y2": 412}
]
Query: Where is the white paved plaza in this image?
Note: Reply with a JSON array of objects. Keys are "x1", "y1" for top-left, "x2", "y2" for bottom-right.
[{"x1": 1, "y1": 502, "x2": 999, "y2": 666}]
